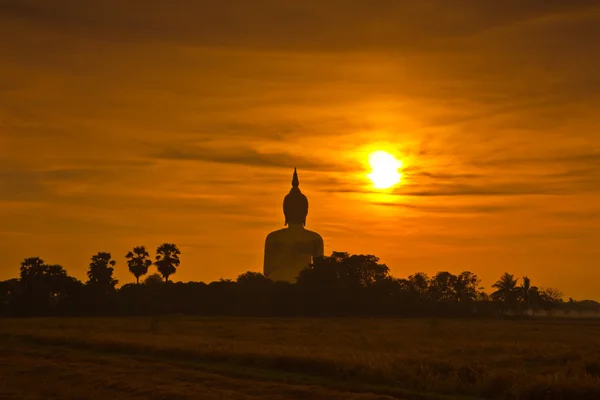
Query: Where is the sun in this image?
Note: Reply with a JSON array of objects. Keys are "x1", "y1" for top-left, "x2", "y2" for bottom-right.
[{"x1": 366, "y1": 150, "x2": 403, "y2": 189}]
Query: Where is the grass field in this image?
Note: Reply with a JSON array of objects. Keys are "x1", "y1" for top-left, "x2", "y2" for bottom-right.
[{"x1": 1, "y1": 316, "x2": 600, "y2": 399}]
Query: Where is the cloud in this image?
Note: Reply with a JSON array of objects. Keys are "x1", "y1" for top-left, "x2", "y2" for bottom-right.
[
  {"x1": 0, "y1": 172, "x2": 49, "y2": 202},
  {"x1": 467, "y1": 151, "x2": 600, "y2": 193},
  {"x1": 322, "y1": 182, "x2": 567, "y2": 197},
  {"x1": 151, "y1": 144, "x2": 341, "y2": 172},
  {"x1": 2, "y1": 0, "x2": 598, "y2": 52},
  {"x1": 0, "y1": 165, "x2": 149, "y2": 203},
  {"x1": 370, "y1": 202, "x2": 519, "y2": 215},
  {"x1": 547, "y1": 210, "x2": 600, "y2": 221},
  {"x1": 475, "y1": 151, "x2": 600, "y2": 169},
  {"x1": 403, "y1": 167, "x2": 484, "y2": 181}
]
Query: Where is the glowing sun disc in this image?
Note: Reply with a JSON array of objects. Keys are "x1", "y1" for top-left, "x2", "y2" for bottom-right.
[{"x1": 367, "y1": 150, "x2": 402, "y2": 189}]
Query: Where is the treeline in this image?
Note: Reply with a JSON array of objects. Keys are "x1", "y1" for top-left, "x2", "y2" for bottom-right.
[{"x1": 0, "y1": 247, "x2": 597, "y2": 318}]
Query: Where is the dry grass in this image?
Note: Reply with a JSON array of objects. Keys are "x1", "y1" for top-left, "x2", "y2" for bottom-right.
[{"x1": 1, "y1": 317, "x2": 600, "y2": 399}]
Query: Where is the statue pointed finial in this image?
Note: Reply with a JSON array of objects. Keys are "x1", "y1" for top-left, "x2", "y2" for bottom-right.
[
  {"x1": 284, "y1": 167, "x2": 307, "y2": 226},
  {"x1": 292, "y1": 167, "x2": 299, "y2": 188}
]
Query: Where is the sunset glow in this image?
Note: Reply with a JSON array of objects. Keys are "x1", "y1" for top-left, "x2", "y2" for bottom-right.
[{"x1": 1, "y1": 1, "x2": 600, "y2": 299}]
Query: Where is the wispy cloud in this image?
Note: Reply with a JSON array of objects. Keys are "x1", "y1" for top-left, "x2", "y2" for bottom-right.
[
  {"x1": 322, "y1": 183, "x2": 566, "y2": 197},
  {"x1": 473, "y1": 151, "x2": 600, "y2": 169},
  {"x1": 151, "y1": 145, "x2": 340, "y2": 172},
  {"x1": 2, "y1": 0, "x2": 598, "y2": 52},
  {"x1": 370, "y1": 202, "x2": 521, "y2": 215}
]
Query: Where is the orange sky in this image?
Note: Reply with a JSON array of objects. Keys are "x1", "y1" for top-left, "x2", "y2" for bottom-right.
[{"x1": 1, "y1": 1, "x2": 600, "y2": 299}]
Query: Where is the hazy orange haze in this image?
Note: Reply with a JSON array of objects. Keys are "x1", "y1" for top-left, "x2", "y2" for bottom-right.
[{"x1": 1, "y1": 1, "x2": 600, "y2": 298}]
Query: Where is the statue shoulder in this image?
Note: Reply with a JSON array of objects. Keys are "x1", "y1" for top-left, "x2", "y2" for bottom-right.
[
  {"x1": 305, "y1": 229, "x2": 324, "y2": 242},
  {"x1": 265, "y1": 228, "x2": 286, "y2": 242},
  {"x1": 305, "y1": 229, "x2": 324, "y2": 257}
]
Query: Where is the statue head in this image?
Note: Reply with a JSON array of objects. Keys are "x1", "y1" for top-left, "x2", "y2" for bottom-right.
[{"x1": 283, "y1": 168, "x2": 308, "y2": 226}]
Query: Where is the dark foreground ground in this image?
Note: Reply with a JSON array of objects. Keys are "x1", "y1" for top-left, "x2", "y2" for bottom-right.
[{"x1": 1, "y1": 317, "x2": 600, "y2": 399}]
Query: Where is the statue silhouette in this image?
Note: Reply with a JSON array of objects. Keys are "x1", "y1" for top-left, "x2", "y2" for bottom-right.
[{"x1": 263, "y1": 168, "x2": 324, "y2": 282}]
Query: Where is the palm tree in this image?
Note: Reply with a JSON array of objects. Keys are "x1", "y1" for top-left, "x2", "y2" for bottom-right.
[
  {"x1": 155, "y1": 243, "x2": 181, "y2": 282},
  {"x1": 125, "y1": 246, "x2": 152, "y2": 284},
  {"x1": 19, "y1": 257, "x2": 46, "y2": 282},
  {"x1": 518, "y1": 276, "x2": 532, "y2": 314},
  {"x1": 491, "y1": 273, "x2": 519, "y2": 314}
]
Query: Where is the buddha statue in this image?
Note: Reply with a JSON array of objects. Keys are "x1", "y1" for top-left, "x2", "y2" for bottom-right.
[{"x1": 263, "y1": 168, "x2": 324, "y2": 282}]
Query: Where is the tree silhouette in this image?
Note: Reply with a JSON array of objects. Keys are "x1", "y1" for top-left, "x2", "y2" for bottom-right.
[
  {"x1": 454, "y1": 271, "x2": 482, "y2": 303},
  {"x1": 518, "y1": 276, "x2": 539, "y2": 314},
  {"x1": 491, "y1": 273, "x2": 519, "y2": 314},
  {"x1": 143, "y1": 273, "x2": 164, "y2": 286},
  {"x1": 298, "y1": 251, "x2": 389, "y2": 288},
  {"x1": 565, "y1": 297, "x2": 576, "y2": 315},
  {"x1": 405, "y1": 272, "x2": 430, "y2": 301},
  {"x1": 0, "y1": 278, "x2": 19, "y2": 315},
  {"x1": 86, "y1": 252, "x2": 118, "y2": 293},
  {"x1": 538, "y1": 287, "x2": 564, "y2": 316},
  {"x1": 295, "y1": 252, "x2": 391, "y2": 315},
  {"x1": 155, "y1": 243, "x2": 181, "y2": 282},
  {"x1": 16, "y1": 258, "x2": 81, "y2": 316},
  {"x1": 0, "y1": 249, "x2": 583, "y2": 319},
  {"x1": 236, "y1": 271, "x2": 270, "y2": 286},
  {"x1": 126, "y1": 246, "x2": 152, "y2": 284},
  {"x1": 429, "y1": 272, "x2": 457, "y2": 303},
  {"x1": 426, "y1": 271, "x2": 481, "y2": 304},
  {"x1": 19, "y1": 257, "x2": 48, "y2": 282}
]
